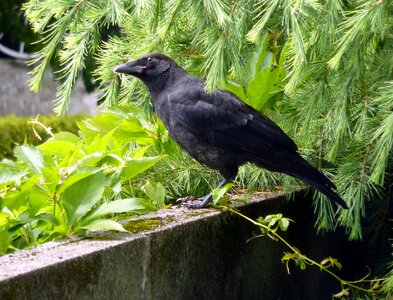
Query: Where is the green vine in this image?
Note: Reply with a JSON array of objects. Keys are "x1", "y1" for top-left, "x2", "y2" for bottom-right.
[{"x1": 222, "y1": 206, "x2": 382, "y2": 298}]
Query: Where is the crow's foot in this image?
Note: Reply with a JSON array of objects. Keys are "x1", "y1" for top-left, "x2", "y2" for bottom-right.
[
  {"x1": 176, "y1": 196, "x2": 198, "y2": 203},
  {"x1": 177, "y1": 195, "x2": 212, "y2": 209}
]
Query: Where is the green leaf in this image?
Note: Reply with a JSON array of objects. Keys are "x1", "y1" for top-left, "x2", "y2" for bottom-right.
[
  {"x1": 38, "y1": 140, "x2": 77, "y2": 157},
  {"x1": 81, "y1": 198, "x2": 156, "y2": 225},
  {"x1": 81, "y1": 219, "x2": 127, "y2": 232},
  {"x1": 121, "y1": 156, "x2": 164, "y2": 182},
  {"x1": 0, "y1": 230, "x2": 11, "y2": 254},
  {"x1": 82, "y1": 129, "x2": 115, "y2": 154},
  {"x1": 281, "y1": 252, "x2": 296, "y2": 263},
  {"x1": 278, "y1": 218, "x2": 290, "y2": 232},
  {"x1": 61, "y1": 172, "x2": 106, "y2": 228},
  {"x1": 142, "y1": 181, "x2": 166, "y2": 208},
  {"x1": 0, "y1": 160, "x2": 27, "y2": 185},
  {"x1": 333, "y1": 289, "x2": 350, "y2": 298},
  {"x1": 56, "y1": 172, "x2": 95, "y2": 195},
  {"x1": 67, "y1": 152, "x2": 107, "y2": 174},
  {"x1": 14, "y1": 145, "x2": 44, "y2": 174},
  {"x1": 41, "y1": 167, "x2": 60, "y2": 196},
  {"x1": 78, "y1": 106, "x2": 154, "y2": 144},
  {"x1": 246, "y1": 66, "x2": 282, "y2": 111},
  {"x1": 34, "y1": 213, "x2": 61, "y2": 226},
  {"x1": 110, "y1": 105, "x2": 150, "y2": 128},
  {"x1": 320, "y1": 257, "x2": 343, "y2": 270},
  {"x1": 2, "y1": 175, "x2": 41, "y2": 211},
  {"x1": 220, "y1": 80, "x2": 247, "y2": 102},
  {"x1": 26, "y1": 187, "x2": 52, "y2": 215},
  {"x1": 212, "y1": 183, "x2": 235, "y2": 204},
  {"x1": 96, "y1": 154, "x2": 124, "y2": 167},
  {"x1": 0, "y1": 211, "x2": 12, "y2": 227},
  {"x1": 246, "y1": 33, "x2": 269, "y2": 81},
  {"x1": 298, "y1": 260, "x2": 307, "y2": 270},
  {"x1": 107, "y1": 170, "x2": 122, "y2": 194},
  {"x1": 49, "y1": 132, "x2": 80, "y2": 143},
  {"x1": 267, "y1": 215, "x2": 279, "y2": 228},
  {"x1": 130, "y1": 146, "x2": 151, "y2": 159},
  {"x1": 79, "y1": 114, "x2": 122, "y2": 138}
]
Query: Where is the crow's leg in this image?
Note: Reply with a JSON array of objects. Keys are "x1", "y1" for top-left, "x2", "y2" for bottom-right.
[{"x1": 178, "y1": 177, "x2": 232, "y2": 209}]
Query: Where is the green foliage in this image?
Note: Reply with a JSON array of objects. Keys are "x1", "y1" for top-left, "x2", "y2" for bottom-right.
[
  {"x1": 23, "y1": 0, "x2": 393, "y2": 293},
  {"x1": 0, "y1": 114, "x2": 83, "y2": 160},
  {"x1": 142, "y1": 180, "x2": 166, "y2": 209},
  {"x1": 212, "y1": 183, "x2": 235, "y2": 205},
  {"x1": 0, "y1": 105, "x2": 166, "y2": 254},
  {"x1": 381, "y1": 261, "x2": 393, "y2": 298},
  {"x1": 220, "y1": 34, "x2": 285, "y2": 112},
  {"x1": 227, "y1": 207, "x2": 382, "y2": 299},
  {"x1": 258, "y1": 213, "x2": 292, "y2": 236}
]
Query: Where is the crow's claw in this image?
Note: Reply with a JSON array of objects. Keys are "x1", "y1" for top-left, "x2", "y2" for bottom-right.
[
  {"x1": 176, "y1": 196, "x2": 198, "y2": 203},
  {"x1": 177, "y1": 194, "x2": 213, "y2": 209},
  {"x1": 182, "y1": 200, "x2": 208, "y2": 209}
]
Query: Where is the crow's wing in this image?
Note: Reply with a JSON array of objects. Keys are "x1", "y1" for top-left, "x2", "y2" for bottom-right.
[{"x1": 173, "y1": 88, "x2": 298, "y2": 156}]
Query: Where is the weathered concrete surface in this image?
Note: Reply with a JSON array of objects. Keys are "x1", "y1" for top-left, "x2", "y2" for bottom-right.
[
  {"x1": 0, "y1": 59, "x2": 96, "y2": 115},
  {"x1": 0, "y1": 192, "x2": 365, "y2": 300}
]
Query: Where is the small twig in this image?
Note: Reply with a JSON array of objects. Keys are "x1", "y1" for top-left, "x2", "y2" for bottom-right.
[{"x1": 28, "y1": 115, "x2": 54, "y2": 141}]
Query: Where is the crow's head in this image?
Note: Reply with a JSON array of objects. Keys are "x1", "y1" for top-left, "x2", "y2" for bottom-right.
[{"x1": 114, "y1": 53, "x2": 173, "y2": 79}]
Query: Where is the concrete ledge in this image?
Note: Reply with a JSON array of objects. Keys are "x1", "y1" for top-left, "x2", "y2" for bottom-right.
[{"x1": 0, "y1": 192, "x2": 365, "y2": 300}]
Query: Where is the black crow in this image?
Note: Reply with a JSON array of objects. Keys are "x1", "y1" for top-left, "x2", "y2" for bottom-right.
[{"x1": 115, "y1": 53, "x2": 348, "y2": 209}]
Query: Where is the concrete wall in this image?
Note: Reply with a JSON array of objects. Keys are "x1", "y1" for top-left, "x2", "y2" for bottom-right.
[
  {"x1": 0, "y1": 192, "x2": 366, "y2": 300},
  {"x1": 0, "y1": 59, "x2": 96, "y2": 116}
]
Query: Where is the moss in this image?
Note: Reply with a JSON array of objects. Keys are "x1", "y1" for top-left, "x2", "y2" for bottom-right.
[{"x1": 123, "y1": 216, "x2": 175, "y2": 233}]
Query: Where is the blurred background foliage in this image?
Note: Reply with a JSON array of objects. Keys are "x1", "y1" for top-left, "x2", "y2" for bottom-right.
[{"x1": 0, "y1": 115, "x2": 84, "y2": 159}]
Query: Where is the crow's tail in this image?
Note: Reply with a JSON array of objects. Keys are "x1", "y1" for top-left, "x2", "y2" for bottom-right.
[
  {"x1": 286, "y1": 156, "x2": 348, "y2": 209},
  {"x1": 298, "y1": 176, "x2": 348, "y2": 209}
]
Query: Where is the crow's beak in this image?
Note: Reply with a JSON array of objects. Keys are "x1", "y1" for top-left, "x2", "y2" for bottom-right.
[{"x1": 114, "y1": 61, "x2": 146, "y2": 74}]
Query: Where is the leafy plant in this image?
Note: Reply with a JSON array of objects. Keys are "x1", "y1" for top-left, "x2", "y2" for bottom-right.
[
  {"x1": 212, "y1": 183, "x2": 235, "y2": 205},
  {"x1": 257, "y1": 213, "x2": 292, "y2": 237},
  {"x1": 0, "y1": 105, "x2": 165, "y2": 254},
  {"x1": 141, "y1": 180, "x2": 166, "y2": 209},
  {"x1": 226, "y1": 207, "x2": 382, "y2": 299},
  {"x1": 221, "y1": 34, "x2": 285, "y2": 112}
]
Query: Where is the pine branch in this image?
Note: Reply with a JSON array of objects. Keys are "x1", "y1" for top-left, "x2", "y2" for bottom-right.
[
  {"x1": 369, "y1": 82, "x2": 393, "y2": 185},
  {"x1": 328, "y1": 0, "x2": 387, "y2": 70}
]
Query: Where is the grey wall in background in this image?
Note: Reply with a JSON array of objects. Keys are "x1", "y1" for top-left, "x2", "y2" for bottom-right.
[{"x1": 0, "y1": 59, "x2": 96, "y2": 116}]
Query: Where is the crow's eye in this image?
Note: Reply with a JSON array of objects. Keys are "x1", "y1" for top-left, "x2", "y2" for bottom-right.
[{"x1": 144, "y1": 56, "x2": 154, "y2": 67}]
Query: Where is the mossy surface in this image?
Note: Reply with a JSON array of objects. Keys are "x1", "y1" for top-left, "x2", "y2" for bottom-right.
[{"x1": 123, "y1": 216, "x2": 175, "y2": 233}]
